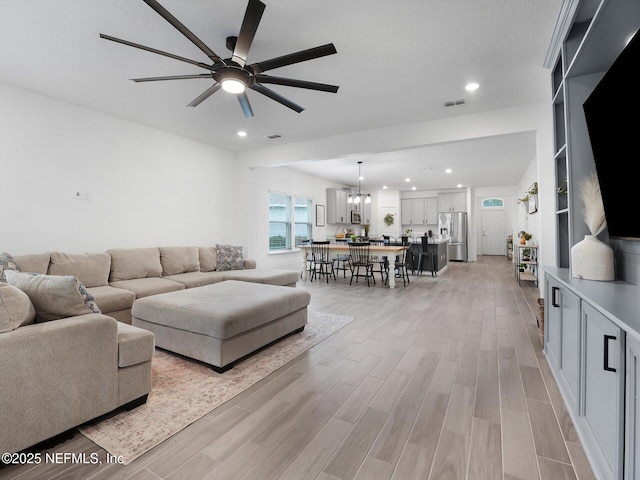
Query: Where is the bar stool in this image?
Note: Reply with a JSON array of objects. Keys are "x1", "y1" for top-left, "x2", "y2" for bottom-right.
[{"x1": 416, "y1": 236, "x2": 437, "y2": 277}]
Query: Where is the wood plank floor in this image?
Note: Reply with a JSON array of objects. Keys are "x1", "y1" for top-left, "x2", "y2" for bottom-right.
[{"x1": 0, "y1": 256, "x2": 596, "y2": 480}]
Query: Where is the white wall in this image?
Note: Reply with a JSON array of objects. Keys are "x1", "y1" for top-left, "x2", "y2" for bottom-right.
[
  {"x1": 241, "y1": 165, "x2": 344, "y2": 271},
  {"x1": 1, "y1": 83, "x2": 243, "y2": 255}
]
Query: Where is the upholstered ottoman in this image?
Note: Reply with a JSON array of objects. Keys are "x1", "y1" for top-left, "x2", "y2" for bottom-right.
[{"x1": 131, "y1": 280, "x2": 311, "y2": 373}]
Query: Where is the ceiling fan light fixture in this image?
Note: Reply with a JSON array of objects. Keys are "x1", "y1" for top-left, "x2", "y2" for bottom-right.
[{"x1": 221, "y1": 78, "x2": 246, "y2": 94}]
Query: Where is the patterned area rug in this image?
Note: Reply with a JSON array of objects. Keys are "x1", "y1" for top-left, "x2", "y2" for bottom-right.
[{"x1": 79, "y1": 311, "x2": 353, "y2": 465}]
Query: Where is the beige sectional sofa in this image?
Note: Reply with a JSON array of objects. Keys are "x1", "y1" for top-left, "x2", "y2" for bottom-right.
[
  {"x1": 13, "y1": 245, "x2": 299, "y2": 324},
  {"x1": 0, "y1": 244, "x2": 298, "y2": 454}
]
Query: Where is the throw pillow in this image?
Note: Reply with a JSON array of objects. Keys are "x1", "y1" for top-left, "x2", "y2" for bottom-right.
[
  {"x1": 0, "y1": 252, "x2": 19, "y2": 283},
  {"x1": 0, "y1": 283, "x2": 36, "y2": 333},
  {"x1": 4, "y1": 270, "x2": 102, "y2": 322},
  {"x1": 215, "y1": 244, "x2": 245, "y2": 271}
]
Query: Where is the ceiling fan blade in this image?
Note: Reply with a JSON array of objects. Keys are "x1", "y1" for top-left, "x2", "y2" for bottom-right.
[
  {"x1": 237, "y1": 92, "x2": 255, "y2": 118},
  {"x1": 250, "y1": 83, "x2": 304, "y2": 113},
  {"x1": 249, "y1": 43, "x2": 337, "y2": 74},
  {"x1": 254, "y1": 74, "x2": 339, "y2": 93},
  {"x1": 187, "y1": 83, "x2": 222, "y2": 107},
  {"x1": 132, "y1": 74, "x2": 214, "y2": 82},
  {"x1": 100, "y1": 34, "x2": 215, "y2": 71},
  {"x1": 231, "y1": 0, "x2": 266, "y2": 68},
  {"x1": 142, "y1": 0, "x2": 223, "y2": 63}
]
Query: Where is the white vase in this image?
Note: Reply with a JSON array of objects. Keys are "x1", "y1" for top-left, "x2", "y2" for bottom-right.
[{"x1": 571, "y1": 234, "x2": 614, "y2": 281}]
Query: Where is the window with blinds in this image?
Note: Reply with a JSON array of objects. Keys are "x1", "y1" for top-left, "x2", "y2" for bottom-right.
[{"x1": 269, "y1": 192, "x2": 312, "y2": 251}]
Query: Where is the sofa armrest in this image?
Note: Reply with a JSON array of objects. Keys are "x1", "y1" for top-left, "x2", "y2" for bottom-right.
[
  {"x1": 0, "y1": 314, "x2": 119, "y2": 453},
  {"x1": 244, "y1": 258, "x2": 257, "y2": 270}
]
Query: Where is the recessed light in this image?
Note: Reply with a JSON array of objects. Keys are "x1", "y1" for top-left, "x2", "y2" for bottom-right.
[
  {"x1": 445, "y1": 168, "x2": 452, "y2": 174},
  {"x1": 405, "y1": 178, "x2": 411, "y2": 182},
  {"x1": 382, "y1": 185, "x2": 388, "y2": 190},
  {"x1": 465, "y1": 82, "x2": 479, "y2": 92},
  {"x1": 237, "y1": 131, "x2": 247, "y2": 137},
  {"x1": 457, "y1": 184, "x2": 463, "y2": 188},
  {"x1": 412, "y1": 186, "x2": 417, "y2": 191}
]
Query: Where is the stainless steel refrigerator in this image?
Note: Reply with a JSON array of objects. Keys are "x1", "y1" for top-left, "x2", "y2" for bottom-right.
[{"x1": 439, "y1": 212, "x2": 468, "y2": 261}]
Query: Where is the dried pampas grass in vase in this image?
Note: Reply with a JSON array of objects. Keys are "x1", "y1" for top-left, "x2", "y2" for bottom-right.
[{"x1": 571, "y1": 172, "x2": 614, "y2": 280}]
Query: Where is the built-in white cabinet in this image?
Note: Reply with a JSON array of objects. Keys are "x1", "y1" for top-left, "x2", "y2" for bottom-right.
[
  {"x1": 401, "y1": 198, "x2": 438, "y2": 226},
  {"x1": 326, "y1": 188, "x2": 348, "y2": 224},
  {"x1": 581, "y1": 302, "x2": 624, "y2": 480},
  {"x1": 544, "y1": 268, "x2": 635, "y2": 480},
  {"x1": 357, "y1": 201, "x2": 371, "y2": 225},
  {"x1": 625, "y1": 338, "x2": 640, "y2": 480},
  {"x1": 545, "y1": 275, "x2": 580, "y2": 410},
  {"x1": 438, "y1": 192, "x2": 465, "y2": 212}
]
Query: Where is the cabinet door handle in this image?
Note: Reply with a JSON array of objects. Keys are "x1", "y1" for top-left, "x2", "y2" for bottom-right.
[
  {"x1": 551, "y1": 286, "x2": 560, "y2": 307},
  {"x1": 604, "y1": 335, "x2": 617, "y2": 372}
]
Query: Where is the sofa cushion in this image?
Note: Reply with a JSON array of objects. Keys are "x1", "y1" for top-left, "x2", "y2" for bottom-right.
[
  {"x1": 198, "y1": 246, "x2": 217, "y2": 272},
  {"x1": 0, "y1": 283, "x2": 36, "y2": 333},
  {"x1": 12, "y1": 253, "x2": 51, "y2": 275},
  {"x1": 0, "y1": 252, "x2": 19, "y2": 283},
  {"x1": 86, "y1": 285, "x2": 136, "y2": 313},
  {"x1": 215, "y1": 244, "x2": 245, "y2": 271},
  {"x1": 4, "y1": 271, "x2": 101, "y2": 322},
  {"x1": 163, "y1": 271, "x2": 227, "y2": 288},
  {"x1": 48, "y1": 252, "x2": 111, "y2": 288},
  {"x1": 222, "y1": 268, "x2": 299, "y2": 286},
  {"x1": 109, "y1": 277, "x2": 185, "y2": 299},
  {"x1": 107, "y1": 248, "x2": 162, "y2": 281},
  {"x1": 159, "y1": 246, "x2": 200, "y2": 276},
  {"x1": 116, "y1": 323, "x2": 155, "y2": 368}
]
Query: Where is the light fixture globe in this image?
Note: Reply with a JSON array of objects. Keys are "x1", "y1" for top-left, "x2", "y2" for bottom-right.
[
  {"x1": 221, "y1": 78, "x2": 246, "y2": 93},
  {"x1": 215, "y1": 67, "x2": 251, "y2": 94}
]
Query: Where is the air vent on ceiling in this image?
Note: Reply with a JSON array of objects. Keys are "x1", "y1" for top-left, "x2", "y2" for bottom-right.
[
  {"x1": 265, "y1": 134, "x2": 282, "y2": 140},
  {"x1": 444, "y1": 98, "x2": 466, "y2": 107}
]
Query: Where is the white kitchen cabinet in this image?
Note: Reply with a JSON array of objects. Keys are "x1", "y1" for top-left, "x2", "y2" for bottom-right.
[
  {"x1": 438, "y1": 192, "x2": 466, "y2": 212},
  {"x1": 401, "y1": 198, "x2": 438, "y2": 226},
  {"x1": 326, "y1": 188, "x2": 348, "y2": 224}
]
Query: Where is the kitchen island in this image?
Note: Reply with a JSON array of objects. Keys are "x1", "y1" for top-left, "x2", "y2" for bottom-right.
[{"x1": 405, "y1": 237, "x2": 449, "y2": 274}]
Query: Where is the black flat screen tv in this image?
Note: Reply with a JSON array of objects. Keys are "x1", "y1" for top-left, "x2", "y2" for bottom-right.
[{"x1": 583, "y1": 30, "x2": 640, "y2": 240}]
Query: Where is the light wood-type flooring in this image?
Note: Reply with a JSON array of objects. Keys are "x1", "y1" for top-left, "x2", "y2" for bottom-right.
[{"x1": 0, "y1": 255, "x2": 596, "y2": 480}]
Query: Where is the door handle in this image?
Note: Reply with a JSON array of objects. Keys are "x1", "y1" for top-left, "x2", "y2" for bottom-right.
[
  {"x1": 604, "y1": 335, "x2": 617, "y2": 372},
  {"x1": 551, "y1": 286, "x2": 560, "y2": 307}
]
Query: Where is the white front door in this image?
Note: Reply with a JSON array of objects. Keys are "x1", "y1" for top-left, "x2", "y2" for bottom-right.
[{"x1": 481, "y1": 210, "x2": 506, "y2": 255}]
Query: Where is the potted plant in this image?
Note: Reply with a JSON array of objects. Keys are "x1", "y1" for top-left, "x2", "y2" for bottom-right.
[
  {"x1": 364, "y1": 224, "x2": 370, "y2": 237},
  {"x1": 350, "y1": 234, "x2": 357, "y2": 242},
  {"x1": 521, "y1": 248, "x2": 530, "y2": 261},
  {"x1": 518, "y1": 231, "x2": 532, "y2": 245}
]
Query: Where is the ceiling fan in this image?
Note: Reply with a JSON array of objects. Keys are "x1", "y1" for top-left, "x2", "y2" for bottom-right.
[{"x1": 100, "y1": 0, "x2": 339, "y2": 117}]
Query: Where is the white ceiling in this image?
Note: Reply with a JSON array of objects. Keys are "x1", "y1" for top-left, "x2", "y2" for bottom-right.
[{"x1": 0, "y1": 0, "x2": 562, "y2": 190}]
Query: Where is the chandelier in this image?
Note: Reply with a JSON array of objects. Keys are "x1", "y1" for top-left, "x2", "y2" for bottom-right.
[{"x1": 347, "y1": 161, "x2": 372, "y2": 205}]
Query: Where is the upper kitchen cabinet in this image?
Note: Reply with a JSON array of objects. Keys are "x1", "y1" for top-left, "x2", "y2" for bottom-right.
[
  {"x1": 326, "y1": 188, "x2": 348, "y2": 224},
  {"x1": 401, "y1": 198, "x2": 438, "y2": 226},
  {"x1": 438, "y1": 192, "x2": 466, "y2": 212}
]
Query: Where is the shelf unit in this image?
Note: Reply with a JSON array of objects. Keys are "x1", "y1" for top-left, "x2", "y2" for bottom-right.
[
  {"x1": 547, "y1": 0, "x2": 640, "y2": 272},
  {"x1": 515, "y1": 244, "x2": 538, "y2": 286}
]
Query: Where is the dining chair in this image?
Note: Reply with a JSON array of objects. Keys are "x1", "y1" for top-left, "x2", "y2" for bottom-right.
[
  {"x1": 333, "y1": 252, "x2": 351, "y2": 278},
  {"x1": 310, "y1": 241, "x2": 335, "y2": 283},
  {"x1": 387, "y1": 247, "x2": 411, "y2": 287},
  {"x1": 416, "y1": 236, "x2": 437, "y2": 277},
  {"x1": 348, "y1": 242, "x2": 375, "y2": 286}
]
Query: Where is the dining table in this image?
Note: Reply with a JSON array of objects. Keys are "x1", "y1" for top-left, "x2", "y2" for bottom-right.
[{"x1": 300, "y1": 243, "x2": 408, "y2": 288}]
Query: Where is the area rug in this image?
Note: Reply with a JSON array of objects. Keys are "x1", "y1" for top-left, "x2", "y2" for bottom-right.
[{"x1": 79, "y1": 311, "x2": 353, "y2": 464}]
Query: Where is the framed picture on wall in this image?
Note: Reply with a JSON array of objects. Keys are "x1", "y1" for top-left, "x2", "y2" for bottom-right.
[
  {"x1": 528, "y1": 194, "x2": 538, "y2": 214},
  {"x1": 315, "y1": 204, "x2": 325, "y2": 227}
]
